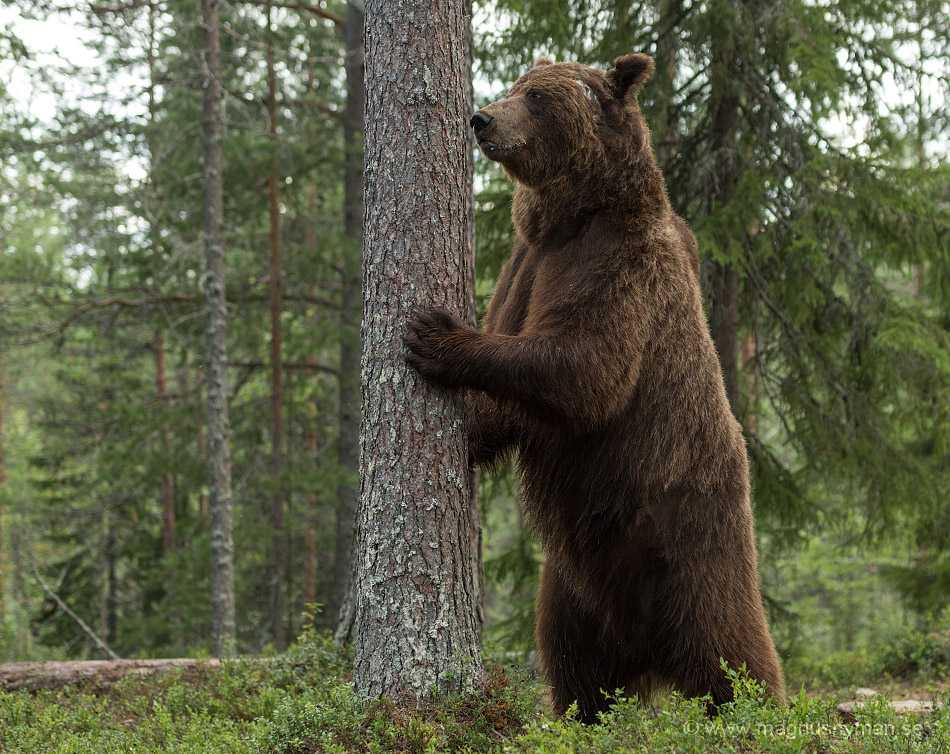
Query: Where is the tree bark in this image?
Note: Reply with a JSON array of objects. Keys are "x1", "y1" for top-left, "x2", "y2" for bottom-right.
[
  {"x1": 710, "y1": 259, "x2": 739, "y2": 415},
  {"x1": 654, "y1": 0, "x2": 681, "y2": 169},
  {"x1": 154, "y1": 330, "x2": 176, "y2": 553},
  {"x1": 657, "y1": 0, "x2": 741, "y2": 417},
  {"x1": 302, "y1": 528, "x2": 316, "y2": 607},
  {"x1": 9, "y1": 524, "x2": 26, "y2": 614},
  {"x1": 147, "y1": 5, "x2": 175, "y2": 556},
  {"x1": 0, "y1": 336, "x2": 6, "y2": 623},
  {"x1": 741, "y1": 330, "x2": 759, "y2": 434},
  {"x1": 176, "y1": 352, "x2": 204, "y2": 532},
  {"x1": 706, "y1": 24, "x2": 741, "y2": 418},
  {"x1": 266, "y1": 0, "x2": 286, "y2": 653},
  {"x1": 331, "y1": 0, "x2": 363, "y2": 631},
  {"x1": 99, "y1": 510, "x2": 109, "y2": 640},
  {"x1": 352, "y1": 0, "x2": 482, "y2": 700},
  {"x1": 461, "y1": 7, "x2": 483, "y2": 638},
  {"x1": 196, "y1": 390, "x2": 209, "y2": 521},
  {"x1": 106, "y1": 522, "x2": 117, "y2": 643},
  {"x1": 199, "y1": 0, "x2": 237, "y2": 656}
]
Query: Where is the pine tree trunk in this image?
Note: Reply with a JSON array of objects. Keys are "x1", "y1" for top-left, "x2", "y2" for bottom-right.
[
  {"x1": 9, "y1": 524, "x2": 25, "y2": 613},
  {"x1": 461, "y1": 14, "x2": 483, "y2": 638},
  {"x1": 659, "y1": 0, "x2": 741, "y2": 418},
  {"x1": 710, "y1": 259, "x2": 739, "y2": 415},
  {"x1": 265, "y1": 1, "x2": 286, "y2": 653},
  {"x1": 303, "y1": 528, "x2": 317, "y2": 608},
  {"x1": 148, "y1": 5, "x2": 175, "y2": 556},
  {"x1": 331, "y1": 0, "x2": 363, "y2": 631},
  {"x1": 195, "y1": 372, "x2": 209, "y2": 521},
  {"x1": 176, "y1": 353, "x2": 201, "y2": 535},
  {"x1": 654, "y1": 0, "x2": 681, "y2": 169},
  {"x1": 741, "y1": 330, "x2": 759, "y2": 435},
  {"x1": 707, "y1": 34, "x2": 741, "y2": 418},
  {"x1": 352, "y1": 0, "x2": 482, "y2": 701},
  {"x1": 106, "y1": 523, "x2": 118, "y2": 642},
  {"x1": 99, "y1": 510, "x2": 109, "y2": 641},
  {"x1": 0, "y1": 337, "x2": 6, "y2": 623},
  {"x1": 199, "y1": 0, "x2": 236, "y2": 656},
  {"x1": 154, "y1": 331, "x2": 176, "y2": 554}
]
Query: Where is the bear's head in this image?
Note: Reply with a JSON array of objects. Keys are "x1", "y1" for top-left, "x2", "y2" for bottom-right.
[{"x1": 471, "y1": 54, "x2": 655, "y2": 190}]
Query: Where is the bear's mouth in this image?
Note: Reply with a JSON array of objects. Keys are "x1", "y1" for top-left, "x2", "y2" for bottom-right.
[{"x1": 476, "y1": 137, "x2": 526, "y2": 162}]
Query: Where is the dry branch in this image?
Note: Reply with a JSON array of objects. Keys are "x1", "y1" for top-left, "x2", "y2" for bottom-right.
[
  {"x1": 88, "y1": 0, "x2": 343, "y2": 25},
  {"x1": 229, "y1": 360, "x2": 339, "y2": 375},
  {"x1": 29, "y1": 554, "x2": 120, "y2": 661}
]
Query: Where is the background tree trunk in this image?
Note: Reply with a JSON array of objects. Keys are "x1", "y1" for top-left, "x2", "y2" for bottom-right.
[
  {"x1": 352, "y1": 0, "x2": 482, "y2": 700},
  {"x1": 710, "y1": 259, "x2": 739, "y2": 415},
  {"x1": 461, "y1": 0, "x2": 483, "y2": 638},
  {"x1": 98, "y1": 510, "x2": 110, "y2": 642},
  {"x1": 706, "y1": 15, "x2": 741, "y2": 418},
  {"x1": 331, "y1": 0, "x2": 364, "y2": 630},
  {"x1": 654, "y1": 0, "x2": 680, "y2": 169},
  {"x1": 0, "y1": 336, "x2": 6, "y2": 623},
  {"x1": 195, "y1": 376, "x2": 209, "y2": 522},
  {"x1": 265, "y1": 0, "x2": 286, "y2": 653},
  {"x1": 154, "y1": 331, "x2": 175, "y2": 554},
  {"x1": 199, "y1": 0, "x2": 237, "y2": 656},
  {"x1": 147, "y1": 2, "x2": 175, "y2": 558}
]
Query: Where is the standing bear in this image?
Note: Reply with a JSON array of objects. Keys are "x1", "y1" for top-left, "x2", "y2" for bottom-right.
[{"x1": 405, "y1": 53, "x2": 784, "y2": 723}]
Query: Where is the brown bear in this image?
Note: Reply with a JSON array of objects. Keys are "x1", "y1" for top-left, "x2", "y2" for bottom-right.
[{"x1": 404, "y1": 53, "x2": 784, "y2": 723}]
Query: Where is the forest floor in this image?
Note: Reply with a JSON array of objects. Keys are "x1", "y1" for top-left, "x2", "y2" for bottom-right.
[{"x1": 1, "y1": 630, "x2": 949, "y2": 753}]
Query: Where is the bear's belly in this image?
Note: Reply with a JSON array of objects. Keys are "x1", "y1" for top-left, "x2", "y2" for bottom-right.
[
  {"x1": 522, "y1": 461, "x2": 668, "y2": 619},
  {"x1": 549, "y1": 525, "x2": 672, "y2": 646}
]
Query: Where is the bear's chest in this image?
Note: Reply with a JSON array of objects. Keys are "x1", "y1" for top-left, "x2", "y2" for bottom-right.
[
  {"x1": 487, "y1": 243, "x2": 581, "y2": 336},
  {"x1": 487, "y1": 245, "x2": 538, "y2": 335}
]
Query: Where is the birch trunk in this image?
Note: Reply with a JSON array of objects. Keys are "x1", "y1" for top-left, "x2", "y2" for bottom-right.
[
  {"x1": 352, "y1": 0, "x2": 482, "y2": 700},
  {"x1": 199, "y1": 0, "x2": 236, "y2": 656}
]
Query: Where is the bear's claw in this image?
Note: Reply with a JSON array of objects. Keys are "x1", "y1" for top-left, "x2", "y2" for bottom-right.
[{"x1": 404, "y1": 307, "x2": 466, "y2": 385}]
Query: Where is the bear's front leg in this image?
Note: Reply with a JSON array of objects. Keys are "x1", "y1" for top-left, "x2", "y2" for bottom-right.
[{"x1": 404, "y1": 307, "x2": 479, "y2": 388}]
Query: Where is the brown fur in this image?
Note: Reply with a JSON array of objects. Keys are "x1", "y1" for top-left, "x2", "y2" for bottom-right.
[{"x1": 405, "y1": 53, "x2": 783, "y2": 723}]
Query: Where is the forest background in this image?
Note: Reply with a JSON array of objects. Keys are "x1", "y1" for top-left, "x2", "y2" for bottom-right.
[{"x1": 0, "y1": 0, "x2": 949, "y2": 682}]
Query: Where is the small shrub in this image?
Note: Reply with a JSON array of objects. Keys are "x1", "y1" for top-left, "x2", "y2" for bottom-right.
[{"x1": 874, "y1": 630, "x2": 950, "y2": 680}]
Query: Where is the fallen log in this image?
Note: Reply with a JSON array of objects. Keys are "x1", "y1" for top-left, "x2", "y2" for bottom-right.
[
  {"x1": 0, "y1": 658, "x2": 225, "y2": 692},
  {"x1": 837, "y1": 687, "x2": 942, "y2": 724}
]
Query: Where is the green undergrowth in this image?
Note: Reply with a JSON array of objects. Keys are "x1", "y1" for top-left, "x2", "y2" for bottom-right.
[
  {"x1": 2, "y1": 634, "x2": 950, "y2": 753},
  {"x1": 785, "y1": 628, "x2": 950, "y2": 693}
]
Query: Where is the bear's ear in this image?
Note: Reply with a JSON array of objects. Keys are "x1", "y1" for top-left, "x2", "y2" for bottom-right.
[
  {"x1": 534, "y1": 56, "x2": 554, "y2": 67},
  {"x1": 606, "y1": 53, "x2": 655, "y2": 100}
]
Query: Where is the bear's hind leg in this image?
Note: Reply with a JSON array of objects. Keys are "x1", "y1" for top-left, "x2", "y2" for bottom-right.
[
  {"x1": 536, "y1": 562, "x2": 645, "y2": 724},
  {"x1": 667, "y1": 621, "x2": 785, "y2": 712}
]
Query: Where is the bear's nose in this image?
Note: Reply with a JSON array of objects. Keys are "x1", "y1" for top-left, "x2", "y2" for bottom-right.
[{"x1": 470, "y1": 112, "x2": 494, "y2": 136}]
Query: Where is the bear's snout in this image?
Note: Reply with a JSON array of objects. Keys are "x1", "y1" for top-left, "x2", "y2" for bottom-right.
[{"x1": 470, "y1": 111, "x2": 494, "y2": 137}]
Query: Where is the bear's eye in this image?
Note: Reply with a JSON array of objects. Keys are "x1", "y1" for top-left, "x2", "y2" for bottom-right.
[{"x1": 528, "y1": 89, "x2": 543, "y2": 100}]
